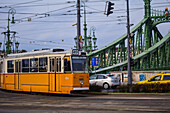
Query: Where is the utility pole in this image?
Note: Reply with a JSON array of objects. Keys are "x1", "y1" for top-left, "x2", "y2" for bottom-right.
[
  {"x1": 77, "y1": 0, "x2": 81, "y2": 51},
  {"x1": 126, "y1": 0, "x2": 132, "y2": 85},
  {"x1": 82, "y1": 1, "x2": 87, "y2": 52}
]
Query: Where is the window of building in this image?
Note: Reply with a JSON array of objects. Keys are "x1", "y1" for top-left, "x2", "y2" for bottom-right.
[
  {"x1": 7, "y1": 60, "x2": 14, "y2": 73},
  {"x1": 22, "y1": 59, "x2": 29, "y2": 72}
]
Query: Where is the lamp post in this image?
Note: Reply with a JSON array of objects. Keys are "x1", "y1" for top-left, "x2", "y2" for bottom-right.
[
  {"x1": 15, "y1": 41, "x2": 19, "y2": 53},
  {"x1": 74, "y1": 37, "x2": 77, "y2": 49},
  {"x1": 92, "y1": 28, "x2": 97, "y2": 50},
  {"x1": 87, "y1": 35, "x2": 92, "y2": 53},
  {"x1": 7, "y1": 8, "x2": 16, "y2": 54}
]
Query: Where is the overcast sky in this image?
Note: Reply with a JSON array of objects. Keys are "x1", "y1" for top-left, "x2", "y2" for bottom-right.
[{"x1": 0, "y1": 0, "x2": 169, "y2": 52}]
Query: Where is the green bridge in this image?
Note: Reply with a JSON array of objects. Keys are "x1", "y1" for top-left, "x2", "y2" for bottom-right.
[{"x1": 88, "y1": 0, "x2": 170, "y2": 74}]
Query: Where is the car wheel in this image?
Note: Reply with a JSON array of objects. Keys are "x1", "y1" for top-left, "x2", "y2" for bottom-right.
[{"x1": 103, "y1": 83, "x2": 110, "y2": 89}]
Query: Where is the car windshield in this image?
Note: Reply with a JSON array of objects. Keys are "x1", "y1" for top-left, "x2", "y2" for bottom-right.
[{"x1": 72, "y1": 56, "x2": 88, "y2": 72}]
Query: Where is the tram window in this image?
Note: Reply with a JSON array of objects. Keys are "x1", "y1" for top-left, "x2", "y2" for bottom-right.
[
  {"x1": 39, "y1": 57, "x2": 48, "y2": 72},
  {"x1": 50, "y1": 58, "x2": 61, "y2": 72},
  {"x1": 22, "y1": 59, "x2": 29, "y2": 72},
  {"x1": 56, "y1": 58, "x2": 61, "y2": 72},
  {"x1": 7, "y1": 60, "x2": 14, "y2": 73},
  {"x1": 15, "y1": 61, "x2": 21, "y2": 73},
  {"x1": 64, "y1": 57, "x2": 71, "y2": 71},
  {"x1": 50, "y1": 59, "x2": 55, "y2": 72},
  {"x1": 30, "y1": 58, "x2": 38, "y2": 72}
]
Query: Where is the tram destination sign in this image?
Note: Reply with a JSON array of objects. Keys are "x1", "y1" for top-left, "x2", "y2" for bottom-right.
[{"x1": 72, "y1": 49, "x2": 79, "y2": 55}]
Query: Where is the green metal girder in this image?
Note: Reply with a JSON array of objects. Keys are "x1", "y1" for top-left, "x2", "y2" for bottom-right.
[
  {"x1": 89, "y1": 32, "x2": 170, "y2": 73},
  {"x1": 88, "y1": 18, "x2": 148, "y2": 57},
  {"x1": 88, "y1": 0, "x2": 170, "y2": 74}
]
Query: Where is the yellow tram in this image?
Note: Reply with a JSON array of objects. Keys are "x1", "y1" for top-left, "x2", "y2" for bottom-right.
[{"x1": 0, "y1": 49, "x2": 89, "y2": 94}]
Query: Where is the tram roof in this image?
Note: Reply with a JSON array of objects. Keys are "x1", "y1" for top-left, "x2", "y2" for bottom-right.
[{"x1": 6, "y1": 49, "x2": 71, "y2": 58}]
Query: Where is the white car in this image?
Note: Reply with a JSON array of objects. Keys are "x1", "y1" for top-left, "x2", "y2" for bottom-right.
[{"x1": 89, "y1": 74, "x2": 120, "y2": 89}]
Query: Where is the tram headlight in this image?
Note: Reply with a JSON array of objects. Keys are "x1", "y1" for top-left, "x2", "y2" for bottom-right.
[{"x1": 80, "y1": 82, "x2": 83, "y2": 87}]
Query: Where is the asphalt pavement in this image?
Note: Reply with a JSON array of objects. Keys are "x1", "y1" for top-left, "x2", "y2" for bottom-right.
[{"x1": 0, "y1": 90, "x2": 170, "y2": 113}]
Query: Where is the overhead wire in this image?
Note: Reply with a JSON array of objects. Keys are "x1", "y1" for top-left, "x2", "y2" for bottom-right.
[{"x1": 0, "y1": 0, "x2": 43, "y2": 8}]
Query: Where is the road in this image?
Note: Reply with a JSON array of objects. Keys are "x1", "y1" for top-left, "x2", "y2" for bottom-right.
[{"x1": 0, "y1": 90, "x2": 170, "y2": 113}]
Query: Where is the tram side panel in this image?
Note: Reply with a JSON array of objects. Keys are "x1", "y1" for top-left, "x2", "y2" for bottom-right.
[
  {"x1": 19, "y1": 73, "x2": 49, "y2": 93},
  {"x1": 3, "y1": 74, "x2": 15, "y2": 90},
  {"x1": 0, "y1": 73, "x2": 89, "y2": 94},
  {"x1": 0, "y1": 74, "x2": 4, "y2": 88}
]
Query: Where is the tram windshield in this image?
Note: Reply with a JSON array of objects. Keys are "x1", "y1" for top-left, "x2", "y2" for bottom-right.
[{"x1": 72, "y1": 56, "x2": 88, "y2": 72}]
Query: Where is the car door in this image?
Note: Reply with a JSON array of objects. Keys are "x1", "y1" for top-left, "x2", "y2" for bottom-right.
[
  {"x1": 162, "y1": 75, "x2": 170, "y2": 83},
  {"x1": 95, "y1": 75, "x2": 105, "y2": 87},
  {"x1": 89, "y1": 75, "x2": 97, "y2": 85}
]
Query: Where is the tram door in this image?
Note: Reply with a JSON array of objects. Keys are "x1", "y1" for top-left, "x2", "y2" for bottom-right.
[
  {"x1": 15, "y1": 60, "x2": 21, "y2": 89},
  {"x1": 50, "y1": 57, "x2": 61, "y2": 92}
]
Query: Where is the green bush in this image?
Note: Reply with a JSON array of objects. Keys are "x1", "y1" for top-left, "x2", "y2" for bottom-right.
[{"x1": 117, "y1": 83, "x2": 170, "y2": 93}]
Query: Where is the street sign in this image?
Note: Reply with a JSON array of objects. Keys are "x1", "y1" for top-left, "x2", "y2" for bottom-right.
[
  {"x1": 91, "y1": 57, "x2": 99, "y2": 66},
  {"x1": 139, "y1": 74, "x2": 146, "y2": 81}
]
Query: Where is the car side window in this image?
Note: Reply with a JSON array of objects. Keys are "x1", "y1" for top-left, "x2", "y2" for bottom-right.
[
  {"x1": 90, "y1": 75, "x2": 97, "y2": 80},
  {"x1": 103, "y1": 76, "x2": 107, "y2": 79},
  {"x1": 150, "y1": 75, "x2": 161, "y2": 81},
  {"x1": 163, "y1": 75, "x2": 170, "y2": 80},
  {"x1": 97, "y1": 75, "x2": 104, "y2": 79}
]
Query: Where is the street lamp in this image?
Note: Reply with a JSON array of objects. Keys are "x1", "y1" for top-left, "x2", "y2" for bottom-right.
[
  {"x1": 87, "y1": 35, "x2": 92, "y2": 53},
  {"x1": 92, "y1": 28, "x2": 97, "y2": 50},
  {"x1": 93, "y1": 37, "x2": 97, "y2": 50},
  {"x1": 74, "y1": 37, "x2": 77, "y2": 49},
  {"x1": 6, "y1": 8, "x2": 16, "y2": 54},
  {"x1": 15, "y1": 41, "x2": 19, "y2": 53}
]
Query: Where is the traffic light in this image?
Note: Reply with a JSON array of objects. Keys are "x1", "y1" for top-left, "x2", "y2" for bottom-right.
[
  {"x1": 106, "y1": 2, "x2": 114, "y2": 16},
  {"x1": 130, "y1": 58, "x2": 134, "y2": 67}
]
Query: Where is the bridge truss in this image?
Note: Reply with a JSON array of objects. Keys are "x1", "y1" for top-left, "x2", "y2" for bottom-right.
[{"x1": 88, "y1": 0, "x2": 170, "y2": 74}]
